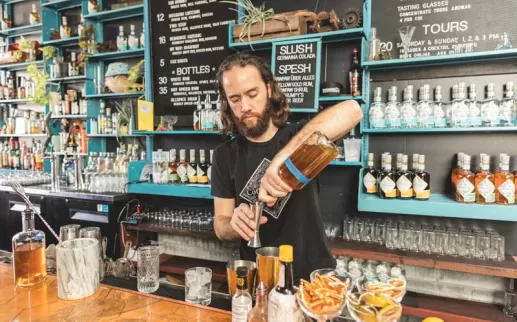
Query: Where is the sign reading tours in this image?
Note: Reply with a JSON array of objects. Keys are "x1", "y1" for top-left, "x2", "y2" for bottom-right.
[
  {"x1": 273, "y1": 39, "x2": 321, "y2": 110},
  {"x1": 149, "y1": 0, "x2": 235, "y2": 115},
  {"x1": 372, "y1": 0, "x2": 517, "y2": 58}
]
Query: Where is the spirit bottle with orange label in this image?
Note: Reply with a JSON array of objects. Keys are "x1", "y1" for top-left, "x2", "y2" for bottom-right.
[
  {"x1": 396, "y1": 155, "x2": 413, "y2": 200},
  {"x1": 413, "y1": 155, "x2": 430, "y2": 200},
  {"x1": 197, "y1": 149, "x2": 209, "y2": 184},
  {"x1": 363, "y1": 153, "x2": 377, "y2": 194},
  {"x1": 379, "y1": 154, "x2": 397, "y2": 199},
  {"x1": 456, "y1": 155, "x2": 475, "y2": 203},
  {"x1": 495, "y1": 155, "x2": 515, "y2": 205},
  {"x1": 475, "y1": 154, "x2": 495, "y2": 204}
]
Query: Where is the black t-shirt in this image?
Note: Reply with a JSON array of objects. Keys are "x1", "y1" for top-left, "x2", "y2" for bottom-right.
[{"x1": 210, "y1": 122, "x2": 336, "y2": 281}]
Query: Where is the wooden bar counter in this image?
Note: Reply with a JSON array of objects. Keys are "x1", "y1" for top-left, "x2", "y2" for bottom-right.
[{"x1": 0, "y1": 264, "x2": 231, "y2": 322}]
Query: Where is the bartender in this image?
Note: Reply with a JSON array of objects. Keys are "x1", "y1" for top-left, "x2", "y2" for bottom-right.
[{"x1": 211, "y1": 53, "x2": 362, "y2": 281}]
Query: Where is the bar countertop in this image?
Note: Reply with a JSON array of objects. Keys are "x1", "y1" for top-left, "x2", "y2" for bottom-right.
[
  {"x1": 0, "y1": 184, "x2": 128, "y2": 202},
  {"x1": 0, "y1": 264, "x2": 231, "y2": 322}
]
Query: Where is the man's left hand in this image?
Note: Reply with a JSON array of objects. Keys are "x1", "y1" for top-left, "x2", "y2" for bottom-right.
[{"x1": 258, "y1": 155, "x2": 293, "y2": 207}]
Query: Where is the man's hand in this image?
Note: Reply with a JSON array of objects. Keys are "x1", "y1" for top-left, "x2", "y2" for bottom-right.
[
  {"x1": 230, "y1": 203, "x2": 268, "y2": 241},
  {"x1": 258, "y1": 155, "x2": 293, "y2": 207}
]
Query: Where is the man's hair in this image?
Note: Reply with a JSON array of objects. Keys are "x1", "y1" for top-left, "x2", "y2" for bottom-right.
[{"x1": 216, "y1": 53, "x2": 289, "y2": 136}]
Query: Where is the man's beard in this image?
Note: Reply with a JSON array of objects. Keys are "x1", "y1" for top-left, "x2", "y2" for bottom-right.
[{"x1": 233, "y1": 101, "x2": 273, "y2": 138}]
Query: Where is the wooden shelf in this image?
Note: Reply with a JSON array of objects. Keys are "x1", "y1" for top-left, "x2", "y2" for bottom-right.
[
  {"x1": 329, "y1": 240, "x2": 517, "y2": 279},
  {"x1": 125, "y1": 223, "x2": 216, "y2": 239},
  {"x1": 159, "y1": 254, "x2": 227, "y2": 283}
]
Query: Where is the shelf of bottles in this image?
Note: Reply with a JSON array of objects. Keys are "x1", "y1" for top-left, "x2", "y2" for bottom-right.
[
  {"x1": 41, "y1": 36, "x2": 80, "y2": 47},
  {"x1": 40, "y1": 0, "x2": 83, "y2": 11},
  {"x1": 83, "y1": 4, "x2": 143, "y2": 22},
  {"x1": 85, "y1": 91, "x2": 144, "y2": 99},
  {"x1": 0, "y1": 137, "x2": 46, "y2": 171}
]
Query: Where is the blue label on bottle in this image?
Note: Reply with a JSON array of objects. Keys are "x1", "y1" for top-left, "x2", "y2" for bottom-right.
[
  {"x1": 284, "y1": 157, "x2": 310, "y2": 185},
  {"x1": 389, "y1": 120, "x2": 401, "y2": 128},
  {"x1": 424, "y1": 117, "x2": 434, "y2": 127},
  {"x1": 405, "y1": 119, "x2": 417, "y2": 127},
  {"x1": 371, "y1": 120, "x2": 386, "y2": 128},
  {"x1": 469, "y1": 118, "x2": 482, "y2": 127},
  {"x1": 434, "y1": 119, "x2": 447, "y2": 127},
  {"x1": 490, "y1": 117, "x2": 501, "y2": 126}
]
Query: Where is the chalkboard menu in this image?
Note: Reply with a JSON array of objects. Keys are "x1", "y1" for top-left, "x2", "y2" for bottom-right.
[
  {"x1": 272, "y1": 39, "x2": 321, "y2": 110},
  {"x1": 148, "y1": 0, "x2": 236, "y2": 115},
  {"x1": 372, "y1": 0, "x2": 517, "y2": 58}
]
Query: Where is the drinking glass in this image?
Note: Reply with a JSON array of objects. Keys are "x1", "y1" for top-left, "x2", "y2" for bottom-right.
[
  {"x1": 399, "y1": 224, "x2": 411, "y2": 251},
  {"x1": 352, "y1": 220, "x2": 363, "y2": 242},
  {"x1": 361, "y1": 221, "x2": 374, "y2": 243},
  {"x1": 185, "y1": 267, "x2": 212, "y2": 305},
  {"x1": 503, "y1": 289, "x2": 517, "y2": 316},
  {"x1": 476, "y1": 233, "x2": 491, "y2": 260},
  {"x1": 421, "y1": 226, "x2": 436, "y2": 254},
  {"x1": 343, "y1": 218, "x2": 354, "y2": 241},
  {"x1": 409, "y1": 225, "x2": 422, "y2": 252},
  {"x1": 137, "y1": 245, "x2": 160, "y2": 293},
  {"x1": 434, "y1": 228, "x2": 448, "y2": 255},
  {"x1": 447, "y1": 228, "x2": 461, "y2": 257},
  {"x1": 490, "y1": 234, "x2": 505, "y2": 262},
  {"x1": 374, "y1": 221, "x2": 387, "y2": 245},
  {"x1": 460, "y1": 231, "x2": 476, "y2": 259},
  {"x1": 385, "y1": 222, "x2": 398, "y2": 250}
]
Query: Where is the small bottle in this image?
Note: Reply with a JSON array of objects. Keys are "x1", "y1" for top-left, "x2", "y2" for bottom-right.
[
  {"x1": 168, "y1": 149, "x2": 179, "y2": 183},
  {"x1": 215, "y1": 95, "x2": 223, "y2": 130},
  {"x1": 396, "y1": 155, "x2": 413, "y2": 199},
  {"x1": 481, "y1": 83, "x2": 501, "y2": 127},
  {"x1": 193, "y1": 96, "x2": 202, "y2": 130},
  {"x1": 116, "y1": 25, "x2": 128, "y2": 51},
  {"x1": 475, "y1": 154, "x2": 495, "y2": 204},
  {"x1": 395, "y1": 153, "x2": 403, "y2": 173},
  {"x1": 68, "y1": 52, "x2": 78, "y2": 77},
  {"x1": 369, "y1": 87, "x2": 386, "y2": 129},
  {"x1": 17, "y1": 77, "x2": 25, "y2": 99},
  {"x1": 2, "y1": 10, "x2": 12, "y2": 30},
  {"x1": 187, "y1": 149, "x2": 197, "y2": 183},
  {"x1": 495, "y1": 155, "x2": 515, "y2": 205},
  {"x1": 177, "y1": 149, "x2": 189, "y2": 183},
  {"x1": 433, "y1": 86, "x2": 447, "y2": 128},
  {"x1": 87, "y1": 0, "x2": 98, "y2": 14},
  {"x1": 467, "y1": 84, "x2": 482, "y2": 127},
  {"x1": 500, "y1": 82, "x2": 515, "y2": 127},
  {"x1": 232, "y1": 266, "x2": 252, "y2": 322},
  {"x1": 363, "y1": 153, "x2": 378, "y2": 194},
  {"x1": 7, "y1": 71, "x2": 15, "y2": 99},
  {"x1": 197, "y1": 149, "x2": 209, "y2": 184},
  {"x1": 451, "y1": 152, "x2": 464, "y2": 191},
  {"x1": 413, "y1": 155, "x2": 430, "y2": 200},
  {"x1": 104, "y1": 106, "x2": 113, "y2": 134},
  {"x1": 12, "y1": 209, "x2": 47, "y2": 287},
  {"x1": 400, "y1": 86, "x2": 417, "y2": 128},
  {"x1": 416, "y1": 85, "x2": 434, "y2": 128},
  {"x1": 368, "y1": 27, "x2": 381, "y2": 61},
  {"x1": 379, "y1": 154, "x2": 397, "y2": 199},
  {"x1": 77, "y1": 15, "x2": 85, "y2": 38},
  {"x1": 29, "y1": 4, "x2": 40, "y2": 25},
  {"x1": 128, "y1": 25, "x2": 139, "y2": 50},
  {"x1": 450, "y1": 83, "x2": 469, "y2": 127},
  {"x1": 207, "y1": 149, "x2": 214, "y2": 183},
  {"x1": 456, "y1": 154, "x2": 475, "y2": 203},
  {"x1": 349, "y1": 48, "x2": 361, "y2": 96},
  {"x1": 140, "y1": 22, "x2": 145, "y2": 48},
  {"x1": 202, "y1": 94, "x2": 214, "y2": 130},
  {"x1": 385, "y1": 86, "x2": 401, "y2": 129},
  {"x1": 248, "y1": 281, "x2": 268, "y2": 322},
  {"x1": 60, "y1": 16, "x2": 71, "y2": 39}
]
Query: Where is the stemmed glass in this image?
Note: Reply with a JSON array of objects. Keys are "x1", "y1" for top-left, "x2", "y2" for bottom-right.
[{"x1": 398, "y1": 26, "x2": 416, "y2": 59}]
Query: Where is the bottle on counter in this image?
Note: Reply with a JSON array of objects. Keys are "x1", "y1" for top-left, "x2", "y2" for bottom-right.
[
  {"x1": 116, "y1": 25, "x2": 128, "y2": 51},
  {"x1": 207, "y1": 149, "x2": 213, "y2": 183},
  {"x1": 77, "y1": 14, "x2": 85, "y2": 37},
  {"x1": 202, "y1": 94, "x2": 215, "y2": 131},
  {"x1": 378, "y1": 154, "x2": 396, "y2": 199},
  {"x1": 248, "y1": 281, "x2": 268, "y2": 322},
  {"x1": 396, "y1": 155, "x2": 413, "y2": 200},
  {"x1": 68, "y1": 52, "x2": 78, "y2": 77},
  {"x1": 475, "y1": 154, "x2": 495, "y2": 204},
  {"x1": 232, "y1": 266, "x2": 252, "y2": 322}
]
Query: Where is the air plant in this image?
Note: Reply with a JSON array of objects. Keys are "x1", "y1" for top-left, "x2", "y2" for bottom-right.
[
  {"x1": 125, "y1": 59, "x2": 145, "y2": 92},
  {"x1": 114, "y1": 100, "x2": 134, "y2": 140}
]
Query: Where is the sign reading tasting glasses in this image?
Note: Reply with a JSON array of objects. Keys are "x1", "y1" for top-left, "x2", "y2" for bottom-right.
[{"x1": 272, "y1": 39, "x2": 321, "y2": 112}]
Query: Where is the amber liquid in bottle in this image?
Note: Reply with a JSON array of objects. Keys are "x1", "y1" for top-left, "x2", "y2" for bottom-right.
[
  {"x1": 168, "y1": 149, "x2": 179, "y2": 183},
  {"x1": 278, "y1": 132, "x2": 338, "y2": 190},
  {"x1": 413, "y1": 155, "x2": 430, "y2": 200},
  {"x1": 451, "y1": 153, "x2": 463, "y2": 191},
  {"x1": 474, "y1": 155, "x2": 495, "y2": 204},
  {"x1": 196, "y1": 149, "x2": 209, "y2": 184},
  {"x1": 495, "y1": 156, "x2": 515, "y2": 205},
  {"x1": 177, "y1": 149, "x2": 189, "y2": 184},
  {"x1": 379, "y1": 154, "x2": 397, "y2": 199},
  {"x1": 396, "y1": 155, "x2": 413, "y2": 200},
  {"x1": 456, "y1": 155, "x2": 475, "y2": 203},
  {"x1": 363, "y1": 153, "x2": 378, "y2": 194}
]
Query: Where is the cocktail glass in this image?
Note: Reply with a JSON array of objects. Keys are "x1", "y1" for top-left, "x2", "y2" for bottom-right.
[{"x1": 398, "y1": 26, "x2": 416, "y2": 59}]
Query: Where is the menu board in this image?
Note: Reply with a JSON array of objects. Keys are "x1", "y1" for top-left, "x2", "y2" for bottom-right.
[
  {"x1": 372, "y1": 0, "x2": 517, "y2": 58},
  {"x1": 272, "y1": 39, "x2": 321, "y2": 110},
  {"x1": 149, "y1": 0, "x2": 236, "y2": 115}
]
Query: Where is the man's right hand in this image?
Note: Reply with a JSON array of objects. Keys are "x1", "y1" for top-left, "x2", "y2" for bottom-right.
[{"x1": 230, "y1": 203, "x2": 268, "y2": 241}]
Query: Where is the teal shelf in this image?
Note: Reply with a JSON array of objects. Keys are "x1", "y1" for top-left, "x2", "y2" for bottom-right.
[
  {"x1": 50, "y1": 114, "x2": 89, "y2": 119},
  {"x1": 87, "y1": 133, "x2": 145, "y2": 137},
  {"x1": 127, "y1": 182, "x2": 213, "y2": 199},
  {"x1": 0, "y1": 23, "x2": 42, "y2": 37},
  {"x1": 290, "y1": 108, "x2": 318, "y2": 113},
  {"x1": 0, "y1": 60, "x2": 43, "y2": 71},
  {"x1": 89, "y1": 48, "x2": 144, "y2": 60},
  {"x1": 363, "y1": 48, "x2": 517, "y2": 70},
  {"x1": 319, "y1": 95, "x2": 363, "y2": 103},
  {"x1": 363, "y1": 126, "x2": 517, "y2": 134},
  {"x1": 0, "y1": 98, "x2": 29, "y2": 104},
  {"x1": 330, "y1": 160, "x2": 362, "y2": 166},
  {"x1": 229, "y1": 24, "x2": 364, "y2": 50},
  {"x1": 85, "y1": 91, "x2": 144, "y2": 99},
  {"x1": 134, "y1": 130, "x2": 219, "y2": 135},
  {"x1": 83, "y1": 4, "x2": 144, "y2": 22},
  {"x1": 41, "y1": 0, "x2": 83, "y2": 10},
  {"x1": 42, "y1": 36, "x2": 80, "y2": 47},
  {"x1": 49, "y1": 75, "x2": 88, "y2": 83}
]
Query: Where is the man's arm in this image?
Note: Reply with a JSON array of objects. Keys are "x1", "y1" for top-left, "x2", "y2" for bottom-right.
[
  {"x1": 214, "y1": 197, "x2": 268, "y2": 241},
  {"x1": 259, "y1": 100, "x2": 363, "y2": 205}
]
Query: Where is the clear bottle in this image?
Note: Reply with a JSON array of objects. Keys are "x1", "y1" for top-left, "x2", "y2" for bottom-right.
[
  {"x1": 500, "y1": 81, "x2": 515, "y2": 127},
  {"x1": 451, "y1": 83, "x2": 469, "y2": 127},
  {"x1": 128, "y1": 25, "x2": 139, "y2": 50},
  {"x1": 232, "y1": 266, "x2": 252, "y2": 322},
  {"x1": 68, "y1": 52, "x2": 78, "y2": 77},
  {"x1": 363, "y1": 153, "x2": 378, "y2": 194},
  {"x1": 202, "y1": 94, "x2": 214, "y2": 131},
  {"x1": 267, "y1": 245, "x2": 304, "y2": 322},
  {"x1": 413, "y1": 155, "x2": 430, "y2": 200},
  {"x1": 140, "y1": 22, "x2": 145, "y2": 48},
  {"x1": 369, "y1": 87, "x2": 386, "y2": 129},
  {"x1": 197, "y1": 149, "x2": 209, "y2": 184},
  {"x1": 104, "y1": 106, "x2": 113, "y2": 134},
  {"x1": 248, "y1": 281, "x2": 268, "y2": 322},
  {"x1": 379, "y1": 154, "x2": 397, "y2": 199},
  {"x1": 433, "y1": 86, "x2": 447, "y2": 128},
  {"x1": 29, "y1": 4, "x2": 40, "y2": 25},
  {"x1": 456, "y1": 154, "x2": 475, "y2": 203},
  {"x1": 396, "y1": 155, "x2": 413, "y2": 199},
  {"x1": 193, "y1": 96, "x2": 202, "y2": 130},
  {"x1": 12, "y1": 209, "x2": 47, "y2": 287},
  {"x1": 416, "y1": 85, "x2": 434, "y2": 128},
  {"x1": 60, "y1": 16, "x2": 71, "y2": 39},
  {"x1": 400, "y1": 85, "x2": 417, "y2": 128},
  {"x1": 177, "y1": 149, "x2": 189, "y2": 183},
  {"x1": 368, "y1": 27, "x2": 381, "y2": 61},
  {"x1": 481, "y1": 83, "x2": 501, "y2": 127},
  {"x1": 214, "y1": 95, "x2": 222, "y2": 130},
  {"x1": 77, "y1": 14, "x2": 85, "y2": 37},
  {"x1": 495, "y1": 155, "x2": 515, "y2": 205},
  {"x1": 385, "y1": 86, "x2": 401, "y2": 129},
  {"x1": 116, "y1": 25, "x2": 128, "y2": 51},
  {"x1": 475, "y1": 154, "x2": 495, "y2": 204},
  {"x1": 207, "y1": 149, "x2": 214, "y2": 183},
  {"x1": 467, "y1": 84, "x2": 482, "y2": 127}
]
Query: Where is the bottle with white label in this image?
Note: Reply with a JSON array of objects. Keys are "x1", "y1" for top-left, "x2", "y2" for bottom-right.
[
  {"x1": 197, "y1": 149, "x2": 209, "y2": 184},
  {"x1": 475, "y1": 154, "x2": 495, "y2": 204},
  {"x1": 215, "y1": 95, "x2": 223, "y2": 130},
  {"x1": 77, "y1": 14, "x2": 85, "y2": 38},
  {"x1": 495, "y1": 155, "x2": 515, "y2": 205},
  {"x1": 207, "y1": 149, "x2": 213, "y2": 183},
  {"x1": 450, "y1": 84, "x2": 470, "y2": 127},
  {"x1": 379, "y1": 154, "x2": 397, "y2": 199},
  {"x1": 416, "y1": 85, "x2": 434, "y2": 128},
  {"x1": 60, "y1": 16, "x2": 71, "y2": 39},
  {"x1": 385, "y1": 86, "x2": 401, "y2": 129},
  {"x1": 369, "y1": 87, "x2": 385, "y2": 129},
  {"x1": 481, "y1": 83, "x2": 501, "y2": 127},
  {"x1": 68, "y1": 52, "x2": 78, "y2": 77},
  {"x1": 116, "y1": 25, "x2": 127, "y2": 51},
  {"x1": 455, "y1": 154, "x2": 475, "y2": 203},
  {"x1": 140, "y1": 22, "x2": 145, "y2": 48},
  {"x1": 29, "y1": 4, "x2": 40, "y2": 25},
  {"x1": 232, "y1": 266, "x2": 252, "y2": 322},
  {"x1": 400, "y1": 85, "x2": 417, "y2": 128},
  {"x1": 177, "y1": 149, "x2": 189, "y2": 184},
  {"x1": 202, "y1": 94, "x2": 215, "y2": 130},
  {"x1": 500, "y1": 82, "x2": 515, "y2": 127},
  {"x1": 363, "y1": 153, "x2": 377, "y2": 194},
  {"x1": 194, "y1": 96, "x2": 203, "y2": 130},
  {"x1": 433, "y1": 86, "x2": 447, "y2": 128},
  {"x1": 187, "y1": 149, "x2": 197, "y2": 183},
  {"x1": 396, "y1": 155, "x2": 413, "y2": 200},
  {"x1": 413, "y1": 155, "x2": 430, "y2": 200},
  {"x1": 128, "y1": 25, "x2": 139, "y2": 50},
  {"x1": 467, "y1": 84, "x2": 482, "y2": 127}
]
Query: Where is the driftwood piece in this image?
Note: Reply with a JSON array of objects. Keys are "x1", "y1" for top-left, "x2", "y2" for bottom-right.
[{"x1": 233, "y1": 15, "x2": 307, "y2": 42}]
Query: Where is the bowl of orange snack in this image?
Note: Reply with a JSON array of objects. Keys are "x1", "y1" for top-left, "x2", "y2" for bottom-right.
[
  {"x1": 356, "y1": 276, "x2": 406, "y2": 303},
  {"x1": 346, "y1": 292, "x2": 402, "y2": 322},
  {"x1": 296, "y1": 269, "x2": 352, "y2": 321}
]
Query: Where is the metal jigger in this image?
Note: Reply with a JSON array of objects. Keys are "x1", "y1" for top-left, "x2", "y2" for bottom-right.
[{"x1": 247, "y1": 202, "x2": 264, "y2": 248}]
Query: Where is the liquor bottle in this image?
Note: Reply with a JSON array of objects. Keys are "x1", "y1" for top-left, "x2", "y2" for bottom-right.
[
  {"x1": 379, "y1": 154, "x2": 397, "y2": 199},
  {"x1": 481, "y1": 83, "x2": 501, "y2": 127},
  {"x1": 2, "y1": 140, "x2": 9, "y2": 168},
  {"x1": 474, "y1": 153, "x2": 486, "y2": 175},
  {"x1": 29, "y1": 4, "x2": 40, "y2": 25},
  {"x1": 197, "y1": 149, "x2": 209, "y2": 184},
  {"x1": 68, "y1": 52, "x2": 78, "y2": 77},
  {"x1": 248, "y1": 281, "x2": 268, "y2": 322},
  {"x1": 116, "y1": 25, "x2": 127, "y2": 51},
  {"x1": 77, "y1": 14, "x2": 85, "y2": 37},
  {"x1": 193, "y1": 96, "x2": 202, "y2": 130},
  {"x1": 475, "y1": 154, "x2": 495, "y2": 204},
  {"x1": 12, "y1": 208, "x2": 46, "y2": 287},
  {"x1": 385, "y1": 86, "x2": 401, "y2": 129},
  {"x1": 368, "y1": 28, "x2": 380, "y2": 61},
  {"x1": 413, "y1": 155, "x2": 430, "y2": 200},
  {"x1": 104, "y1": 106, "x2": 113, "y2": 134},
  {"x1": 400, "y1": 85, "x2": 417, "y2": 128},
  {"x1": 128, "y1": 25, "x2": 139, "y2": 50},
  {"x1": 456, "y1": 154, "x2": 475, "y2": 203},
  {"x1": 451, "y1": 152, "x2": 464, "y2": 191},
  {"x1": 411, "y1": 153, "x2": 419, "y2": 173},
  {"x1": 500, "y1": 81, "x2": 515, "y2": 127},
  {"x1": 416, "y1": 85, "x2": 434, "y2": 128},
  {"x1": 433, "y1": 86, "x2": 447, "y2": 128},
  {"x1": 267, "y1": 245, "x2": 304, "y2": 322},
  {"x1": 168, "y1": 149, "x2": 179, "y2": 183},
  {"x1": 60, "y1": 16, "x2": 71, "y2": 39},
  {"x1": 207, "y1": 149, "x2": 213, "y2": 183},
  {"x1": 467, "y1": 84, "x2": 482, "y2": 127},
  {"x1": 397, "y1": 155, "x2": 413, "y2": 200},
  {"x1": 450, "y1": 83, "x2": 469, "y2": 127},
  {"x1": 349, "y1": 48, "x2": 361, "y2": 96},
  {"x1": 363, "y1": 153, "x2": 378, "y2": 194},
  {"x1": 7, "y1": 71, "x2": 15, "y2": 99},
  {"x1": 88, "y1": 0, "x2": 98, "y2": 14},
  {"x1": 177, "y1": 149, "x2": 189, "y2": 184},
  {"x1": 202, "y1": 94, "x2": 214, "y2": 131},
  {"x1": 369, "y1": 87, "x2": 385, "y2": 129},
  {"x1": 395, "y1": 153, "x2": 402, "y2": 173},
  {"x1": 2, "y1": 78, "x2": 8, "y2": 99},
  {"x1": 13, "y1": 139, "x2": 21, "y2": 170},
  {"x1": 187, "y1": 149, "x2": 197, "y2": 183},
  {"x1": 98, "y1": 101, "x2": 106, "y2": 134},
  {"x1": 140, "y1": 22, "x2": 145, "y2": 48},
  {"x1": 232, "y1": 266, "x2": 252, "y2": 322},
  {"x1": 17, "y1": 77, "x2": 25, "y2": 99},
  {"x1": 495, "y1": 155, "x2": 515, "y2": 205},
  {"x1": 2, "y1": 10, "x2": 12, "y2": 30}
]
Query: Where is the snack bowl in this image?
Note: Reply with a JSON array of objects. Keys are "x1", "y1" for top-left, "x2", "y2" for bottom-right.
[
  {"x1": 356, "y1": 276, "x2": 406, "y2": 303},
  {"x1": 346, "y1": 292, "x2": 402, "y2": 322},
  {"x1": 310, "y1": 268, "x2": 353, "y2": 294}
]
